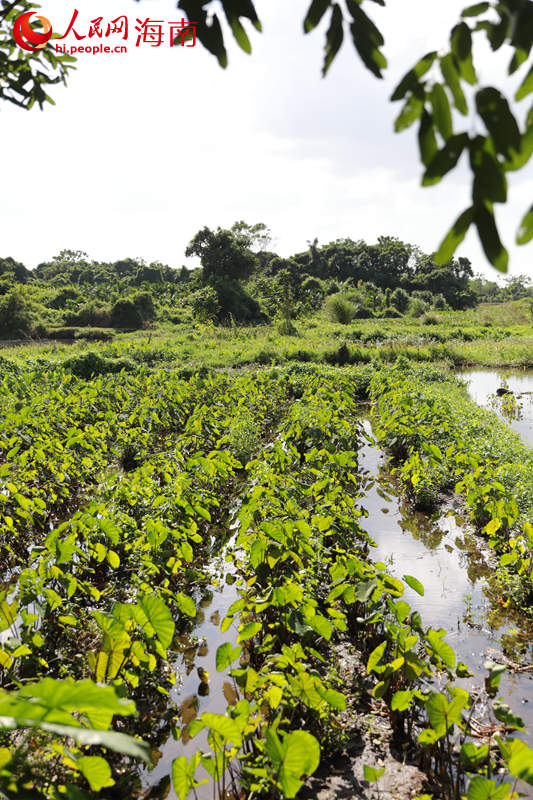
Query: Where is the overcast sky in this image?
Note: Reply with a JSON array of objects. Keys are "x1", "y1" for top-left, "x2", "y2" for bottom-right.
[{"x1": 3, "y1": 0, "x2": 531, "y2": 279}]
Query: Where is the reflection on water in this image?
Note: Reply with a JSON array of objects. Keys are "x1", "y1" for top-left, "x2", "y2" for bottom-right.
[
  {"x1": 358, "y1": 420, "x2": 533, "y2": 759},
  {"x1": 460, "y1": 368, "x2": 533, "y2": 448}
]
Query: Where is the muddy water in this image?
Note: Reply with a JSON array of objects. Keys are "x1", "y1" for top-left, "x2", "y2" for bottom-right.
[
  {"x1": 359, "y1": 420, "x2": 533, "y2": 751},
  {"x1": 460, "y1": 368, "x2": 533, "y2": 448}
]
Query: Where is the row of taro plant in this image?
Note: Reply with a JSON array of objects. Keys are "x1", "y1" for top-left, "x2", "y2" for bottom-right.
[
  {"x1": 169, "y1": 371, "x2": 533, "y2": 800},
  {"x1": 369, "y1": 360, "x2": 533, "y2": 611},
  {"x1": 0, "y1": 370, "x2": 290, "y2": 797}
]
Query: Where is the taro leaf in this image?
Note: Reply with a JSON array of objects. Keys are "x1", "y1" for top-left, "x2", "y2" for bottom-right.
[
  {"x1": 426, "y1": 629, "x2": 455, "y2": 670},
  {"x1": 215, "y1": 642, "x2": 241, "y2": 672},
  {"x1": 176, "y1": 592, "x2": 196, "y2": 619},
  {"x1": 422, "y1": 133, "x2": 468, "y2": 185},
  {"x1": 265, "y1": 729, "x2": 320, "y2": 799},
  {"x1": 508, "y1": 746, "x2": 533, "y2": 785},
  {"x1": 473, "y1": 202, "x2": 509, "y2": 272},
  {"x1": 435, "y1": 206, "x2": 474, "y2": 265},
  {"x1": 367, "y1": 640, "x2": 387, "y2": 673},
  {"x1": 391, "y1": 690, "x2": 414, "y2": 711},
  {"x1": 467, "y1": 776, "x2": 513, "y2": 800},
  {"x1": 517, "y1": 204, "x2": 533, "y2": 244},
  {"x1": 200, "y1": 712, "x2": 242, "y2": 745},
  {"x1": 403, "y1": 574, "x2": 424, "y2": 596},
  {"x1": 476, "y1": 87, "x2": 521, "y2": 158},
  {"x1": 237, "y1": 621, "x2": 261, "y2": 642},
  {"x1": 304, "y1": 0, "x2": 331, "y2": 32},
  {"x1": 0, "y1": 718, "x2": 150, "y2": 762},
  {"x1": 425, "y1": 692, "x2": 449, "y2": 736},
  {"x1": 317, "y1": 686, "x2": 346, "y2": 710},
  {"x1": 77, "y1": 756, "x2": 114, "y2": 792},
  {"x1": 172, "y1": 753, "x2": 204, "y2": 800},
  {"x1": 137, "y1": 594, "x2": 175, "y2": 649},
  {"x1": 363, "y1": 765, "x2": 385, "y2": 782},
  {"x1": 323, "y1": 3, "x2": 344, "y2": 76}
]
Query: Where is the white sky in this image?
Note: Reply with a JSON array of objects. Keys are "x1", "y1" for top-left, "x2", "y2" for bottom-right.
[{"x1": 3, "y1": 0, "x2": 532, "y2": 279}]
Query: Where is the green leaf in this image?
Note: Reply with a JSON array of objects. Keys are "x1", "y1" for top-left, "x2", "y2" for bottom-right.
[
  {"x1": 322, "y1": 3, "x2": 344, "y2": 76},
  {"x1": 216, "y1": 642, "x2": 242, "y2": 672},
  {"x1": 423, "y1": 133, "x2": 468, "y2": 185},
  {"x1": 367, "y1": 641, "x2": 387, "y2": 673},
  {"x1": 451, "y1": 23, "x2": 477, "y2": 84},
  {"x1": 435, "y1": 206, "x2": 474, "y2": 264},
  {"x1": 347, "y1": 1, "x2": 387, "y2": 80},
  {"x1": 77, "y1": 756, "x2": 114, "y2": 792},
  {"x1": 470, "y1": 141, "x2": 507, "y2": 203},
  {"x1": 172, "y1": 755, "x2": 199, "y2": 800},
  {"x1": 476, "y1": 88, "x2": 521, "y2": 158},
  {"x1": 516, "y1": 65, "x2": 533, "y2": 101},
  {"x1": 391, "y1": 52, "x2": 437, "y2": 101},
  {"x1": 403, "y1": 574, "x2": 424, "y2": 596},
  {"x1": 266, "y1": 729, "x2": 320, "y2": 798},
  {"x1": 418, "y1": 110, "x2": 438, "y2": 167},
  {"x1": 364, "y1": 765, "x2": 385, "y2": 782},
  {"x1": 426, "y1": 629, "x2": 455, "y2": 670},
  {"x1": 391, "y1": 690, "x2": 413, "y2": 711},
  {"x1": 425, "y1": 692, "x2": 449, "y2": 736},
  {"x1": 508, "y1": 745, "x2": 533, "y2": 785},
  {"x1": 200, "y1": 712, "x2": 242, "y2": 745},
  {"x1": 395, "y1": 95, "x2": 424, "y2": 132},
  {"x1": 304, "y1": 0, "x2": 331, "y2": 33},
  {"x1": 137, "y1": 594, "x2": 175, "y2": 649},
  {"x1": 430, "y1": 84, "x2": 453, "y2": 140},
  {"x1": 176, "y1": 593, "x2": 196, "y2": 619},
  {"x1": 517, "y1": 204, "x2": 533, "y2": 245},
  {"x1": 440, "y1": 54, "x2": 468, "y2": 114},
  {"x1": 474, "y1": 202, "x2": 508, "y2": 272},
  {"x1": 237, "y1": 621, "x2": 261, "y2": 642},
  {"x1": 461, "y1": 2, "x2": 489, "y2": 16}
]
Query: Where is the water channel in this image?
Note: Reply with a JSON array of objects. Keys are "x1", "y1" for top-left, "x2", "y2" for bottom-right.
[{"x1": 143, "y1": 369, "x2": 533, "y2": 799}]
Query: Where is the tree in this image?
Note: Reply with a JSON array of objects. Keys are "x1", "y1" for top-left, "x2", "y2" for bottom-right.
[
  {"x1": 185, "y1": 226, "x2": 258, "y2": 282},
  {"x1": 0, "y1": 1, "x2": 74, "y2": 109},
  {"x1": 174, "y1": 0, "x2": 533, "y2": 273},
  {"x1": 230, "y1": 221, "x2": 273, "y2": 253},
  {"x1": 0, "y1": 286, "x2": 33, "y2": 337},
  {"x1": 7, "y1": 0, "x2": 532, "y2": 272}
]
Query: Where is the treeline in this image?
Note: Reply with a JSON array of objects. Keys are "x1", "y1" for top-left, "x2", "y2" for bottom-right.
[{"x1": 0, "y1": 224, "x2": 527, "y2": 337}]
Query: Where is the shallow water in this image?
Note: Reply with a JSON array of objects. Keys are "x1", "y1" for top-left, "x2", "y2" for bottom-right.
[
  {"x1": 143, "y1": 419, "x2": 533, "y2": 799},
  {"x1": 460, "y1": 368, "x2": 533, "y2": 448},
  {"x1": 359, "y1": 420, "x2": 533, "y2": 783}
]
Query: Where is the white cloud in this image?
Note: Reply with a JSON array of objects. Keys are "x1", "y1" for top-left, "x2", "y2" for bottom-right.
[{"x1": 2, "y1": 0, "x2": 531, "y2": 279}]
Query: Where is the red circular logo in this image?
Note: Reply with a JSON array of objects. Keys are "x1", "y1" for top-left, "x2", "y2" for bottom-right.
[{"x1": 13, "y1": 11, "x2": 52, "y2": 51}]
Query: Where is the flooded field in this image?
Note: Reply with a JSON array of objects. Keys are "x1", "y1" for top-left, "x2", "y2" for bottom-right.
[{"x1": 460, "y1": 369, "x2": 533, "y2": 448}]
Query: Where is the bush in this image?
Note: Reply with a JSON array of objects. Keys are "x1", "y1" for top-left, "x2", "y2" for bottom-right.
[
  {"x1": 63, "y1": 351, "x2": 135, "y2": 379},
  {"x1": 191, "y1": 287, "x2": 220, "y2": 323},
  {"x1": 421, "y1": 313, "x2": 440, "y2": 325},
  {"x1": 278, "y1": 318, "x2": 298, "y2": 336},
  {"x1": 382, "y1": 306, "x2": 403, "y2": 318},
  {"x1": 110, "y1": 299, "x2": 143, "y2": 329},
  {"x1": 0, "y1": 287, "x2": 34, "y2": 338},
  {"x1": 326, "y1": 294, "x2": 355, "y2": 324},
  {"x1": 409, "y1": 298, "x2": 429, "y2": 317},
  {"x1": 352, "y1": 304, "x2": 374, "y2": 319},
  {"x1": 64, "y1": 303, "x2": 111, "y2": 327}
]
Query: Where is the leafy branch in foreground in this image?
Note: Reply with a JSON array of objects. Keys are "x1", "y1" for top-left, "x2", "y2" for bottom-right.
[
  {"x1": 173, "y1": 0, "x2": 532, "y2": 273},
  {"x1": 0, "y1": 0, "x2": 75, "y2": 110}
]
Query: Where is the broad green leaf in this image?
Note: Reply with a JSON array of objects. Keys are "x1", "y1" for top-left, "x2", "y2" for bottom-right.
[
  {"x1": 364, "y1": 765, "x2": 385, "y2": 782},
  {"x1": 176, "y1": 593, "x2": 196, "y2": 618},
  {"x1": 77, "y1": 756, "x2": 114, "y2": 791},
  {"x1": 474, "y1": 201, "x2": 509, "y2": 272},
  {"x1": 430, "y1": 84, "x2": 453, "y2": 139},
  {"x1": 215, "y1": 642, "x2": 241, "y2": 671},
  {"x1": 367, "y1": 641, "x2": 387, "y2": 673},
  {"x1": 476, "y1": 87, "x2": 521, "y2": 158},
  {"x1": 391, "y1": 690, "x2": 413, "y2": 711},
  {"x1": 137, "y1": 594, "x2": 175, "y2": 649},
  {"x1": 403, "y1": 574, "x2": 424, "y2": 596},
  {"x1": 426, "y1": 629, "x2": 455, "y2": 669},
  {"x1": 423, "y1": 133, "x2": 468, "y2": 185},
  {"x1": 237, "y1": 621, "x2": 261, "y2": 642}
]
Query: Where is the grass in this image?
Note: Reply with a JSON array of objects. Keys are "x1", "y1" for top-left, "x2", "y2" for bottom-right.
[{"x1": 1, "y1": 300, "x2": 532, "y2": 372}]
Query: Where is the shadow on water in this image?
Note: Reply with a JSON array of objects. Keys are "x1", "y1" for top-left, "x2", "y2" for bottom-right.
[{"x1": 358, "y1": 419, "x2": 533, "y2": 758}]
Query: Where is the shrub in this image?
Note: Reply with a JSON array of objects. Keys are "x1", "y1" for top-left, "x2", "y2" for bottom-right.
[
  {"x1": 352, "y1": 304, "x2": 374, "y2": 319},
  {"x1": 63, "y1": 351, "x2": 135, "y2": 379},
  {"x1": 326, "y1": 294, "x2": 355, "y2": 324},
  {"x1": 110, "y1": 299, "x2": 143, "y2": 329},
  {"x1": 382, "y1": 306, "x2": 403, "y2": 318},
  {"x1": 64, "y1": 303, "x2": 111, "y2": 327},
  {"x1": 421, "y1": 313, "x2": 440, "y2": 325},
  {"x1": 191, "y1": 287, "x2": 220, "y2": 323},
  {"x1": 278, "y1": 318, "x2": 298, "y2": 336},
  {"x1": 409, "y1": 298, "x2": 429, "y2": 317},
  {"x1": 0, "y1": 287, "x2": 34, "y2": 338}
]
